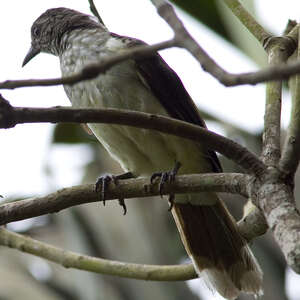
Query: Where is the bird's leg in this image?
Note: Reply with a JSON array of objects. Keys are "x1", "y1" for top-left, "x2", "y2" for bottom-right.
[
  {"x1": 150, "y1": 161, "x2": 182, "y2": 211},
  {"x1": 95, "y1": 172, "x2": 134, "y2": 215}
]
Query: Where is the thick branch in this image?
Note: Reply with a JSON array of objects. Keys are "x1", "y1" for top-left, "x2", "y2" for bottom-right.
[
  {"x1": 0, "y1": 228, "x2": 196, "y2": 281},
  {"x1": 258, "y1": 181, "x2": 300, "y2": 273},
  {"x1": 0, "y1": 100, "x2": 267, "y2": 177},
  {"x1": 0, "y1": 173, "x2": 249, "y2": 226}
]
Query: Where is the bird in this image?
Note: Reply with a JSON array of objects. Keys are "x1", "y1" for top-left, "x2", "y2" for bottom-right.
[{"x1": 23, "y1": 7, "x2": 263, "y2": 299}]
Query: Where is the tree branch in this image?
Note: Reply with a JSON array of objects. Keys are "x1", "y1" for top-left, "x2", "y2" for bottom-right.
[
  {"x1": 238, "y1": 206, "x2": 268, "y2": 242},
  {"x1": 0, "y1": 227, "x2": 196, "y2": 281},
  {"x1": 257, "y1": 180, "x2": 300, "y2": 273},
  {"x1": 222, "y1": 0, "x2": 270, "y2": 43},
  {"x1": 0, "y1": 97, "x2": 267, "y2": 177},
  {"x1": 280, "y1": 28, "x2": 300, "y2": 175},
  {"x1": 262, "y1": 81, "x2": 282, "y2": 166},
  {"x1": 0, "y1": 39, "x2": 175, "y2": 89},
  {"x1": 261, "y1": 37, "x2": 295, "y2": 166},
  {"x1": 4, "y1": 56, "x2": 300, "y2": 89},
  {"x1": 0, "y1": 210, "x2": 269, "y2": 280},
  {"x1": 5, "y1": 58, "x2": 300, "y2": 89},
  {"x1": 0, "y1": 173, "x2": 249, "y2": 226}
]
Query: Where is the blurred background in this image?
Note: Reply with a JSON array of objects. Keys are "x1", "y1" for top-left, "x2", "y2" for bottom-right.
[{"x1": 0, "y1": 0, "x2": 299, "y2": 299}]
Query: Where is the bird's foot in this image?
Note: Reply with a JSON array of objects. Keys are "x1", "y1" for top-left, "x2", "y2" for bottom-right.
[
  {"x1": 95, "y1": 172, "x2": 134, "y2": 215},
  {"x1": 150, "y1": 161, "x2": 181, "y2": 211}
]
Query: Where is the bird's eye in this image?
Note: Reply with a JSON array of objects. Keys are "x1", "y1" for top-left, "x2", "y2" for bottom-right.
[{"x1": 32, "y1": 26, "x2": 40, "y2": 37}]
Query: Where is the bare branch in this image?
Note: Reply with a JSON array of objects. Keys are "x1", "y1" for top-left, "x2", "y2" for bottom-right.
[
  {"x1": 151, "y1": 0, "x2": 233, "y2": 83},
  {"x1": 238, "y1": 206, "x2": 268, "y2": 242},
  {"x1": 0, "y1": 227, "x2": 196, "y2": 281},
  {"x1": 262, "y1": 79, "x2": 282, "y2": 165},
  {"x1": 4, "y1": 55, "x2": 300, "y2": 89},
  {"x1": 258, "y1": 180, "x2": 300, "y2": 273},
  {"x1": 88, "y1": 0, "x2": 106, "y2": 26},
  {"x1": 0, "y1": 40, "x2": 175, "y2": 90},
  {"x1": 0, "y1": 98, "x2": 267, "y2": 177},
  {"x1": 280, "y1": 28, "x2": 300, "y2": 175},
  {"x1": 262, "y1": 37, "x2": 295, "y2": 166},
  {"x1": 0, "y1": 173, "x2": 249, "y2": 226},
  {"x1": 5, "y1": 58, "x2": 300, "y2": 90},
  {"x1": 263, "y1": 81, "x2": 282, "y2": 166},
  {"x1": 222, "y1": 0, "x2": 270, "y2": 43}
]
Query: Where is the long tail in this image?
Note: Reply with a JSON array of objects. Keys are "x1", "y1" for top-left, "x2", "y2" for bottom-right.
[{"x1": 172, "y1": 195, "x2": 263, "y2": 299}]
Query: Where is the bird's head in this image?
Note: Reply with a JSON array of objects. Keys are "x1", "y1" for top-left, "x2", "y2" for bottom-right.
[{"x1": 22, "y1": 7, "x2": 101, "y2": 66}]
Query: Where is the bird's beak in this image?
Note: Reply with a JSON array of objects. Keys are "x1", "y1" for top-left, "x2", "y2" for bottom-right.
[{"x1": 22, "y1": 45, "x2": 41, "y2": 67}]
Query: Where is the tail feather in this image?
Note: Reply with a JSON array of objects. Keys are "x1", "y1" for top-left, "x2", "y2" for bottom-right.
[{"x1": 172, "y1": 196, "x2": 263, "y2": 299}]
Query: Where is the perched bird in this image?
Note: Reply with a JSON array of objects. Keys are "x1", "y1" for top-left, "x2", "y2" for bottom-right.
[{"x1": 23, "y1": 7, "x2": 263, "y2": 299}]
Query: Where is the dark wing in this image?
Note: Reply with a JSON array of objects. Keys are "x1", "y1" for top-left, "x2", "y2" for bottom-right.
[{"x1": 111, "y1": 33, "x2": 222, "y2": 173}]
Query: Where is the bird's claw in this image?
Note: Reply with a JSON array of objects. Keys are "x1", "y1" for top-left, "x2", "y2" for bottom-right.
[
  {"x1": 95, "y1": 172, "x2": 133, "y2": 214},
  {"x1": 95, "y1": 174, "x2": 117, "y2": 206},
  {"x1": 118, "y1": 198, "x2": 127, "y2": 215},
  {"x1": 150, "y1": 161, "x2": 181, "y2": 210}
]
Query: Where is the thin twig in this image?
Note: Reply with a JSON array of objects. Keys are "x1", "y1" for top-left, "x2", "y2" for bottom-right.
[
  {"x1": 88, "y1": 0, "x2": 106, "y2": 26},
  {"x1": 0, "y1": 173, "x2": 250, "y2": 226},
  {"x1": 4, "y1": 57, "x2": 300, "y2": 90},
  {"x1": 0, "y1": 228, "x2": 196, "y2": 281}
]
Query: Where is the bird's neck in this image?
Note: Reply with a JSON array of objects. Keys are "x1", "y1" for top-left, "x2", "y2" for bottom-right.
[
  {"x1": 58, "y1": 28, "x2": 112, "y2": 78},
  {"x1": 58, "y1": 28, "x2": 109, "y2": 57}
]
